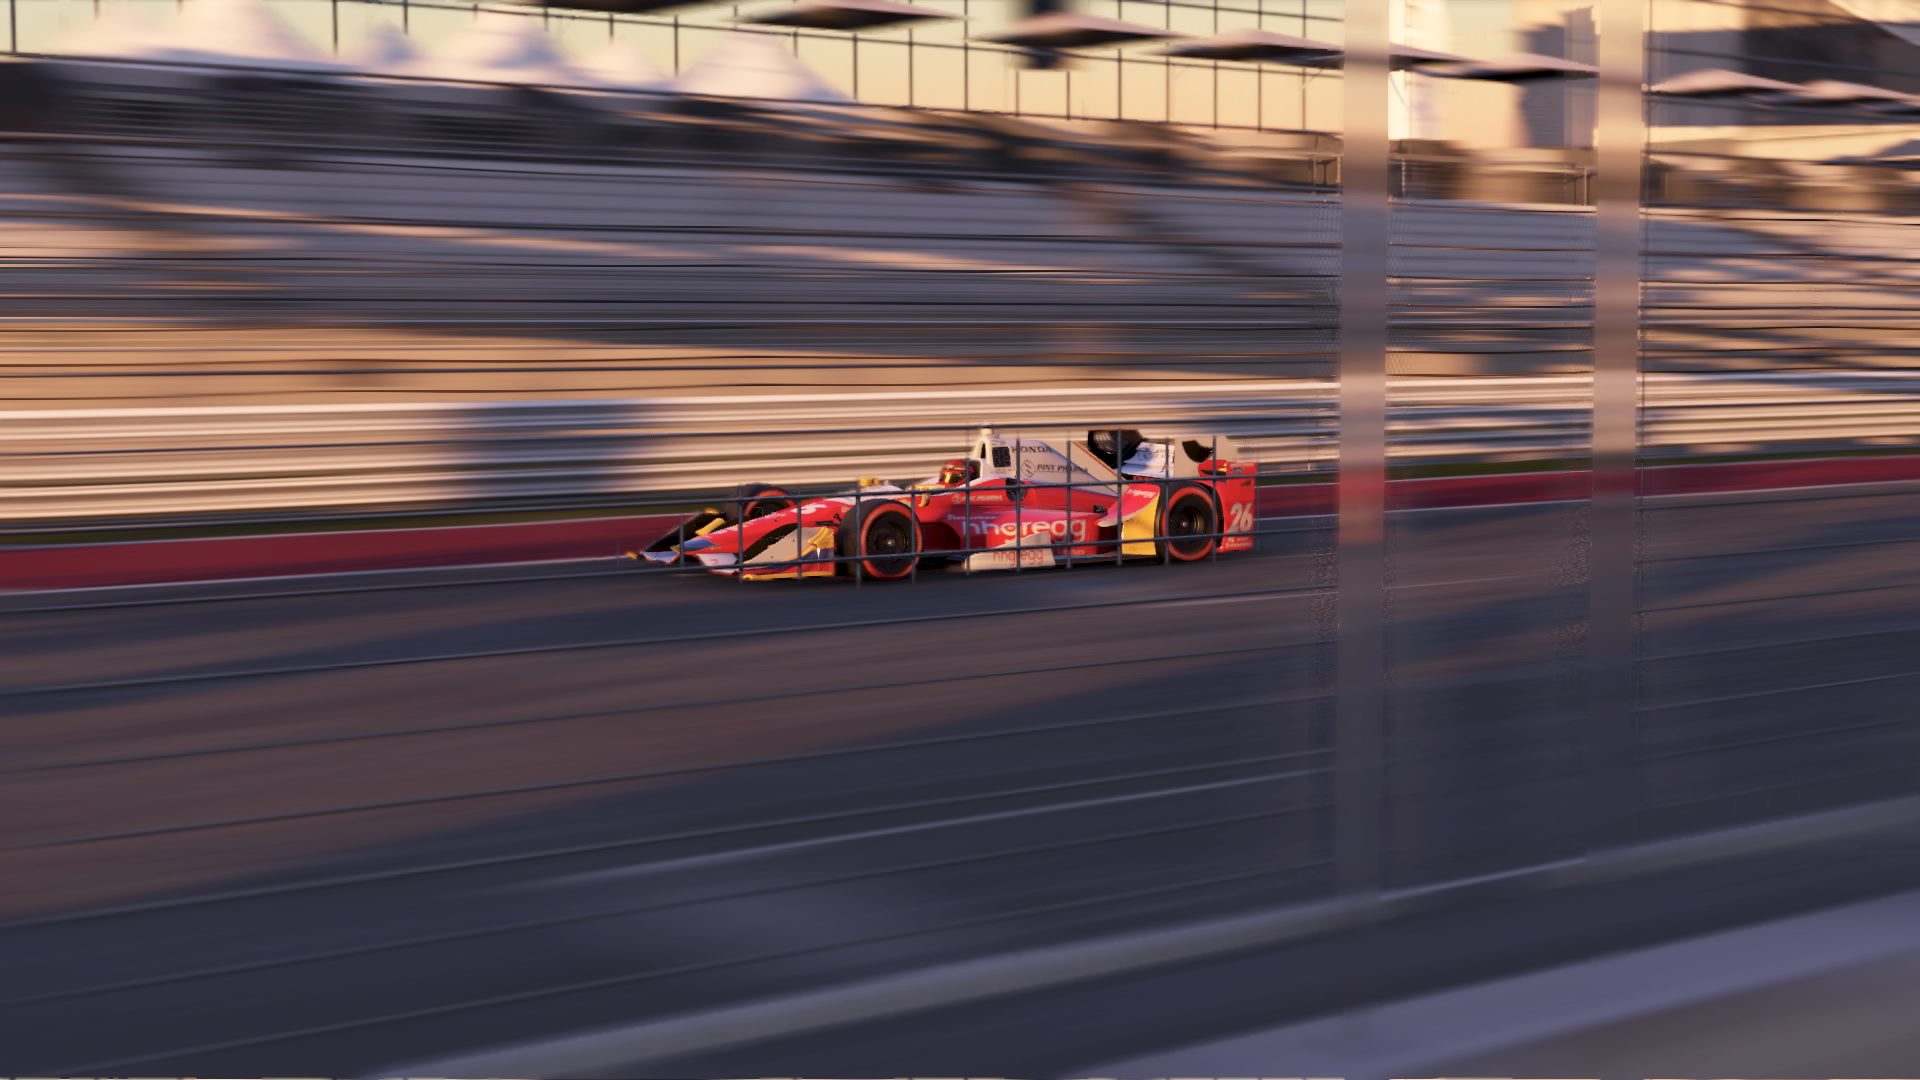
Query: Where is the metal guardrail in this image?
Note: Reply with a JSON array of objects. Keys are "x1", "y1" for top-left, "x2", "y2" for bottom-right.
[{"x1": 9, "y1": 371, "x2": 1920, "y2": 523}]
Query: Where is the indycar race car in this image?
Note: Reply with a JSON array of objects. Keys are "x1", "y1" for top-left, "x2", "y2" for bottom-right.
[{"x1": 635, "y1": 427, "x2": 1258, "y2": 581}]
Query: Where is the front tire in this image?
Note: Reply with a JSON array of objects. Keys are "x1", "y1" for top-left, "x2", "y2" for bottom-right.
[{"x1": 837, "y1": 499, "x2": 920, "y2": 581}]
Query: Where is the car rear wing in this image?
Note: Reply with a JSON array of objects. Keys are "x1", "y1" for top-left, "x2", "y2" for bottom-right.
[{"x1": 1117, "y1": 433, "x2": 1245, "y2": 480}]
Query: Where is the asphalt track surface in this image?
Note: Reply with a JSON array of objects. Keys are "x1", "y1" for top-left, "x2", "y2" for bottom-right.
[
  {"x1": 1089, "y1": 889, "x2": 1920, "y2": 1076},
  {"x1": 8, "y1": 487, "x2": 1920, "y2": 1073}
]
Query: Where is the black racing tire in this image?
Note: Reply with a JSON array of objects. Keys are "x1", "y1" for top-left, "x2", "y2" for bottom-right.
[
  {"x1": 1157, "y1": 484, "x2": 1218, "y2": 563},
  {"x1": 836, "y1": 499, "x2": 920, "y2": 581},
  {"x1": 718, "y1": 483, "x2": 796, "y2": 525}
]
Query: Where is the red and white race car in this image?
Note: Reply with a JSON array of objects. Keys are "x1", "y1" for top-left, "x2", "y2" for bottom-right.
[{"x1": 636, "y1": 426, "x2": 1257, "y2": 581}]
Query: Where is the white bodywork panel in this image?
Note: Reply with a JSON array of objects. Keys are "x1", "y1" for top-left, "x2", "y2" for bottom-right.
[{"x1": 970, "y1": 426, "x2": 1240, "y2": 489}]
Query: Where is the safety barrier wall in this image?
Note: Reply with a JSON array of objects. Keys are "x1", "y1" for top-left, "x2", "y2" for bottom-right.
[{"x1": 13, "y1": 371, "x2": 1920, "y2": 523}]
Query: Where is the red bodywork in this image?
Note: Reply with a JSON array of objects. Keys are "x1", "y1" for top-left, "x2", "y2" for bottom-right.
[{"x1": 654, "y1": 458, "x2": 1258, "y2": 581}]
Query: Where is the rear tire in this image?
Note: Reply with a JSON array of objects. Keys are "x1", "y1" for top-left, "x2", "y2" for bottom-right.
[
  {"x1": 1157, "y1": 484, "x2": 1218, "y2": 563},
  {"x1": 837, "y1": 499, "x2": 920, "y2": 581},
  {"x1": 718, "y1": 483, "x2": 795, "y2": 525}
]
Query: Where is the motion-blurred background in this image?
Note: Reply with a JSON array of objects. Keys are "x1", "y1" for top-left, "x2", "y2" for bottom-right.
[{"x1": 3, "y1": 0, "x2": 1920, "y2": 1073}]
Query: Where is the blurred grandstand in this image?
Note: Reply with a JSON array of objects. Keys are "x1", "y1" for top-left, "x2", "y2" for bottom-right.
[{"x1": 3, "y1": 0, "x2": 1918, "y2": 530}]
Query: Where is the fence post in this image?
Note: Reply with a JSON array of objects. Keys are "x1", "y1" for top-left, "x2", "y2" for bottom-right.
[
  {"x1": 1333, "y1": 0, "x2": 1391, "y2": 903},
  {"x1": 1589, "y1": 0, "x2": 1648, "y2": 853}
]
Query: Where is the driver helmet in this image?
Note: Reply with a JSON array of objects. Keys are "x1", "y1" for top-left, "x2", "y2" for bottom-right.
[{"x1": 938, "y1": 458, "x2": 978, "y2": 487}]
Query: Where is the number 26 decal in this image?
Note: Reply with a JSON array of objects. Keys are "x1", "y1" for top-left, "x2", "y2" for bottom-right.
[{"x1": 1227, "y1": 502, "x2": 1256, "y2": 534}]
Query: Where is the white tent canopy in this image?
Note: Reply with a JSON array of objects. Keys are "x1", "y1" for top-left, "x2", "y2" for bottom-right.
[
  {"x1": 1422, "y1": 52, "x2": 1598, "y2": 81},
  {"x1": 61, "y1": 0, "x2": 342, "y2": 71},
  {"x1": 747, "y1": 0, "x2": 956, "y2": 32},
  {"x1": 1651, "y1": 68, "x2": 1803, "y2": 97},
  {"x1": 673, "y1": 32, "x2": 853, "y2": 104},
  {"x1": 168, "y1": 0, "x2": 342, "y2": 70},
  {"x1": 1794, "y1": 78, "x2": 1920, "y2": 107},
  {"x1": 1161, "y1": 28, "x2": 1344, "y2": 64},
  {"x1": 981, "y1": 11, "x2": 1177, "y2": 49},
  {"x1": 348, "y1": 21, "x2": 424, "y2": 77},
  {"x1": 417, "y1": 10, "x2": 590, "y2": 86},
  {"x1": 59, "y1": 4, "x2": 160, "y2": 58},
  {"x1": 575, "y1": 39, "x2": 670, "y2": 91},
  {"x1": 59, "y1": 0, "x2": 670, "y2": 93}
]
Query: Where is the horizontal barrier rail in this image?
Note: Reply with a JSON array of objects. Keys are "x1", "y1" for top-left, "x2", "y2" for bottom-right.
[{"x1": 9, "y1": 371, "x2": 1920, "y2": 524}]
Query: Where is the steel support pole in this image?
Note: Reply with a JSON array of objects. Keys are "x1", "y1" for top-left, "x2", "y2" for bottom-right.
[
  {"x1": 1590, "y1": 0, "x2": 1647, "y2": 849},
  {"x1": 1333, "y1": 0, "x2": 1391, "y2": 901}
]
